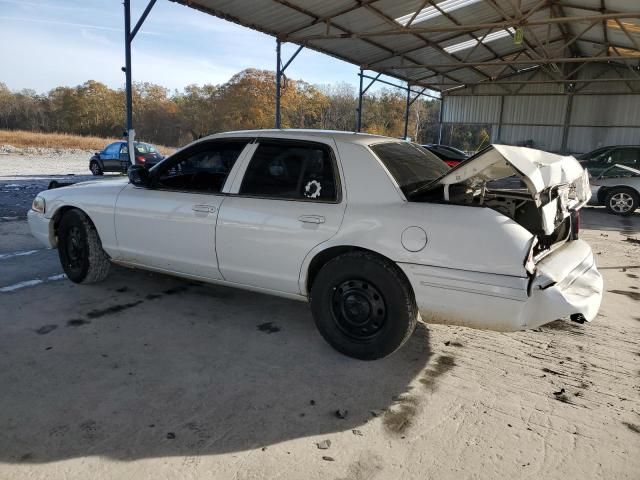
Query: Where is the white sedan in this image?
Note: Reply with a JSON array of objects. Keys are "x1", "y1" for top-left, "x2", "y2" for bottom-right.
[{"x1": 28, "y1": 130, "x2": 603, "y2": 359}]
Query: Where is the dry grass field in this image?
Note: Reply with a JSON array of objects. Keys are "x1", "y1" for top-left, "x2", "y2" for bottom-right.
[{"x1": 0, "y1": 130, "x2": 174, "y2": 155}]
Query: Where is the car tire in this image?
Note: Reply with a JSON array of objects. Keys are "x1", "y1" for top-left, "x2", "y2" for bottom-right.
[
  {"x1": 90, "y1": 160, "x2": 103, "y2": 176},
  {"x1": 57, "y1": 209, "x2": 111, "y2": 284},
  {"x1": 605, "y1": 188, "x2": 638, "y2": 216},
  {"x1": 310, "y1": 251, "x2": 418, "y2": 360}
]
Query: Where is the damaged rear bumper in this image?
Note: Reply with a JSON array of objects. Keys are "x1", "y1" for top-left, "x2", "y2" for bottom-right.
[{"x1": 398, "y1": 239, "x2": 603, "y2": 331}]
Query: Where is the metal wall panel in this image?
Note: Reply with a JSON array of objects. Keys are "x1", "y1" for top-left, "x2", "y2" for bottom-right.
[
  {"x1": 571, "y1": 95, "x2": 640, "y2": 127},
  {"x1": 497, "y1": 125, "x2": 565, "y2": 152},
  {"x1": 567, "y1": 127, "x2": 640, "y2": 153},
  {"x1": 502, "y1": 96, "x2": 567, "y2": 125},
  {"x1": 442, "y1": 96, "x2": 501, "y2": 124}
]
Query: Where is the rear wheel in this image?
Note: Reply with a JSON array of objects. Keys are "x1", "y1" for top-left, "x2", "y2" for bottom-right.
[
  {"x1": 310, "y1": 251, "x2": 418, "y2": 360},
  {"x1": 57, "y1": 209, "x2": 110, "y2": 283},
  {"x1": 90, "y1": 161, "x2": 103, "y2": 176},
  {"x1": 605, "y1": 188, "x2": 638, "y2": 216}
]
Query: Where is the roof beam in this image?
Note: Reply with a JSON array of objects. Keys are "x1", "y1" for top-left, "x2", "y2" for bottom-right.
[
  {"x1": 363, "y1": 2, "x2": 499, "y2": 85},
  {"x1": 288, "y1": 12, "x2": 640, "y2": 41},
  {"x1": 381, "y1": 55, "x2": 640, "y2": 69},
  {"x1": 271, "y1": 0, "x2": 466, "y2": 85},
  {"x1": 417, "y1": 77, "x2": 640, "y2": 86}
]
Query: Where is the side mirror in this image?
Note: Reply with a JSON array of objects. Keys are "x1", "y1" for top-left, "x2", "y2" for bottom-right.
[{"x1": 128, "y1": 164, "x2": 150, "y2": 187}]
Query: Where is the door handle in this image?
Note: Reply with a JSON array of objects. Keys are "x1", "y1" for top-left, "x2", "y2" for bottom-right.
[
  {"x1": 192, "y1": 204, "x2": 217, "y2": 213},
  {"x1": 298, "y1": 215, "x2": 325, "y2": 224}
]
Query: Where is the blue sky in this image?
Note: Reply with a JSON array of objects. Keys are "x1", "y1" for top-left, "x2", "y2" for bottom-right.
[{"x1": 0, "y1": 0, "x2": 374, "y2": 93}]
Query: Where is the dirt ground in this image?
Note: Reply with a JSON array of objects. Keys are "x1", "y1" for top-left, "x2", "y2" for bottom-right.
[{"x1": 0, "y1": 152, "x2": 639, "y2": 479}]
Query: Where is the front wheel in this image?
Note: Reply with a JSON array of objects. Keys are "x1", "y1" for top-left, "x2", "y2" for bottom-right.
[
  {"x1": 605, "y1": 188, "x2": 638, "y2": 216},
  {"x1": 310, "y1": 251, "x2": 418, "y2": 360},
  {"x1": 57, "y1": 209, "x2": 111, "y2": 283}
]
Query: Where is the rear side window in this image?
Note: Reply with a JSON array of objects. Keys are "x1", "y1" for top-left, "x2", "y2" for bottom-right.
[
  {"x1": 618, "y1": 148, "x2": 639, "y2": 164},
  {"x1": 239, "y1": 141, "x2": 338, "y2": 201},
  {"x1": 370, "y1": 142, "x2": 449, "y2": 196}
]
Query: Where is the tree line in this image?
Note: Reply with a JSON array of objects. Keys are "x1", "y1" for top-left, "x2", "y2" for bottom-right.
[{"x1": 0, "y1": 68, "x2": 484, "y2": 150}]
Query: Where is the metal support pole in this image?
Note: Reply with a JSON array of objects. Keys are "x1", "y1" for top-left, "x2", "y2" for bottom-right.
[
  {"x1": 496, "y1": 95, "x2": 505, "y2": 142},
  {"x1": 561, "y1": 93, "x2": 574, "y2": 154},
  {"x1": 356, "y1": 69, "x2": 364, "y2": 132},
  {"x1": 275, "y1": 39, "x2": 282, "y2": 129},
  {"x1": 130, "y1": 0, "x2": 157, "y2": 40},
  {"x1": 124, "y1": 0, "x2": 134, "y2": 165},
  {"x1": 438, "y1": 98, "x2": 444, "y2": 144},
  {"x1": 404, "y1": 85, "x2": 411, "y2": 140}
]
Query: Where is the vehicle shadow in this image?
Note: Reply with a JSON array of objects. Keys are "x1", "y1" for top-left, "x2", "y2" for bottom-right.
[{"x1": 0, "y1": 266, "x2": 433, "y2": 463}]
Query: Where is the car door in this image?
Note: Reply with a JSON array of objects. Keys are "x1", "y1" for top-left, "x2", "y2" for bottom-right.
[
  {"x1": 216, "y1": 138, "x2": 347, "y2": 294},
  {"x1": 102, "y1": 142, "x2": 122, "y2": 170},
  {"x1": 114, "y1": 139, "x2": 253, "y2": 279}
]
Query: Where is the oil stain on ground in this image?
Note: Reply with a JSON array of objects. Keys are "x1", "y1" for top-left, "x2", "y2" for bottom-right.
[
  {"x1": 383, "y1": 355, "x2": 456, "y2": 435},
  {"x1": 163, "y1": 285, "x2": 189, "y2": 295},
  {"x1": 86, "y1": 301, "x2": 143, "y2": 319},
  {"x1": 257, "y1": 322, "x2": 280, "y2": 334},
  {"x1": 420, "y1": 355, "x2": 456, "y2": 391},
  {"x1": 34, "y1": 324, "x2": 57, "y2": 335},
  {"x1": 383, "y1": 396, "x2": 419, "y2": 435},
  {"x1": 66, "y1": 319, "x2": 91, "y2": 327}
]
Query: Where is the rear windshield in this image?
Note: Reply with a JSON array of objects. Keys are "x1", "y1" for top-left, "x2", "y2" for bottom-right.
[
  {"x1": 370, "y1": 141, "x2": 449, "y2": 197},
  {"x1": 135, "y1": 143, "x2": 158, "y2": 154}
]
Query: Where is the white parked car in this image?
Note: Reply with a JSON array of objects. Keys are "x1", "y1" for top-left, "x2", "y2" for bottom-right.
[{"x1": 28, "y1": 130, "x2": 603, "y2": 359}]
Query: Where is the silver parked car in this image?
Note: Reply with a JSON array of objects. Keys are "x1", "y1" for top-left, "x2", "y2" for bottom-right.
[{"x1": 589, "y1": 164, "x2": 640, "y2": 216}]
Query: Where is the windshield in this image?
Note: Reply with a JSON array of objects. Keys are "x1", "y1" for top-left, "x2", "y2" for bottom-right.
[{"x1": 370, "y1": 141, "x2": 449, "y2": 198}]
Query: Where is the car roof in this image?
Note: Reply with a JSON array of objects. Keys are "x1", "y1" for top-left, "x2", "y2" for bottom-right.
[{"x1": 200, "y1": 129, "x2": 398, "y2": 146}]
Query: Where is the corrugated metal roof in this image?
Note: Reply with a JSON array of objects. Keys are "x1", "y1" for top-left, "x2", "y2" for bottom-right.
[{"x1": 169, "y1": 0, "x2": 640, "y2": 93}]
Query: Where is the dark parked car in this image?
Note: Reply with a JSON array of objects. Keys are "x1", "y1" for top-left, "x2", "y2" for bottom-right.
[
  {"x1": 89, "y1": 141, "x2": 164, "y2": 175},
  {"x1": 578, "y1": 145, "x2": 640, "y2": 176},
  {"x1": 421, "y1": 144, "x2": 468, "y2": 167}
]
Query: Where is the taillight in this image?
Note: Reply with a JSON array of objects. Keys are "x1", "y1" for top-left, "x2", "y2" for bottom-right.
[
  {"x1": 571, "y1": 210, "x2": 580, "y2": 240},
  {"x1": 136, "y1": 155, "x2": 145, "y2": 163},
  {"x1": 445, "y1": 160, "x2": 458, "y2": 168}
]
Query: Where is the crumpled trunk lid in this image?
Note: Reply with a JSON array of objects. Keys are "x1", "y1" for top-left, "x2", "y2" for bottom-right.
[{"x1": 437, "y1": 144, "x2": 591, "y2": 235}]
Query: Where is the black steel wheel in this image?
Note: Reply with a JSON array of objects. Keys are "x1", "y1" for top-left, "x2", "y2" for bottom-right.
[
  {"x1": 331, "y1": 279, "x2": 386, "y2": 342},
  {"x1": 57, "y1": 209, "x2": 111, "y2": 284},
  {"x1": 310, "y1": 251, "x2": 418, "y2": 360}
]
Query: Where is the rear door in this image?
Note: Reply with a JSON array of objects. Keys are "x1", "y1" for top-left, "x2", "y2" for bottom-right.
[
  {"x1": 114, "y1": 139, "x2": 252, "y2": 279},
  {"x1": 216, "y1": 138, "x2": 346, "y2": 294}
]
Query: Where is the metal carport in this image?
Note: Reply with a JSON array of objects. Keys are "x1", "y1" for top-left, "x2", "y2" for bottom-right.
[{"x1": 121, "y1": 0, "x2": 640, "y2": 155}]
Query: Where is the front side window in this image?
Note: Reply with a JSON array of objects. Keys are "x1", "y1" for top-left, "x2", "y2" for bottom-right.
[
  {"x1": 104, "y1": 143, "x2": 121, "y2": 156},
  {"x1": 370, "y1": 141, "x2": 449, "y2": 198},
  {"x1": 155, "y1": 140, "x2": 248, "y2": 193},
  {"x1": 239, "y1": 142, "x2": 338, "y2": 201}
]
